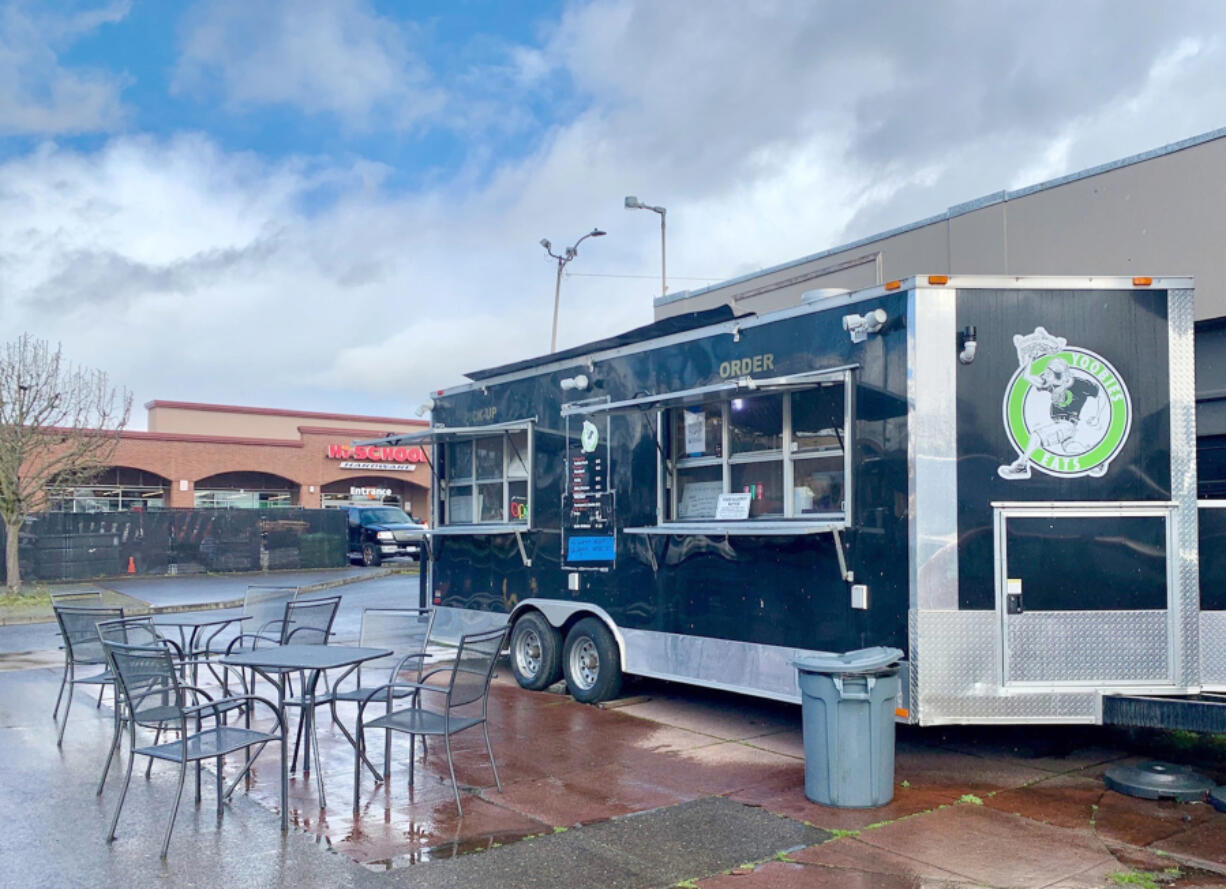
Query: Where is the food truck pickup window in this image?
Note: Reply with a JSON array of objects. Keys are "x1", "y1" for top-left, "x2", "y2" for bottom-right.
[
  {"x1": 666, "y1": 380, "x2": 849, "y2": 526},
  {"x1": 442, "y1": 428, "x2": 531, "y2": 527}
]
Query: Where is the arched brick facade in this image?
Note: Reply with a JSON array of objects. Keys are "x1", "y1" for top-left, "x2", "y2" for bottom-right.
[
  {"x1": 32, "y1": 403, "x2": 431, "y2": 516},
  {"x1": 106, "y1": 427, "x2": 430, "y2": 512}
]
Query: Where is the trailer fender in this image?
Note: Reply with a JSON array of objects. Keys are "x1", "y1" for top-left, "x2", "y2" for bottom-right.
[{"x1": 509, "y1": 599, "x2": 627, "y2": 671}]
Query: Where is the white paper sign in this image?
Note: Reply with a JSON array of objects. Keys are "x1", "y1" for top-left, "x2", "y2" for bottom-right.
[
  {"x1": 677, "y1": 480, "x2": 722, "y2": 519},
  {"x1": 714, "y1": 492, "x2": 752, "y2": 520},
  {"x1": 683, "y1": 408, "x2": 706, "y2": 455}
]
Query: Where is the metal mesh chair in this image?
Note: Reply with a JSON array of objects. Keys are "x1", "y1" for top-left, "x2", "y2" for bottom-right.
[
  {"x1": 95, "y1": 617, "x2": 195, "y2": 793},
  {"x1": 353, "y1": 625, "x2": 508, "y2": 815},
  {"x1": 50, "y1": 589, "x2": 109, "y2": 709},
  {"x1": 52, "y1": 605, "x2": 124, "y2": 745},
  {"x1": 318, "y1": 608, "x2": 436, "y2": 779},
  {"x1": 205, "y1": 585, "x2": 301, "y2": 656},
  {"x1": 224, "y1": 594, "x2": 340, "y2": 653},
  {"x1": 102, "y1": 638, "x2": 286, "y2": 859}
]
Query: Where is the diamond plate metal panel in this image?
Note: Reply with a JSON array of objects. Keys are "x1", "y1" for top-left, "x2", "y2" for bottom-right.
[
  {"x1": 917, "y1": 611, "x2": 1100, "y2": 724},
  {"x1": 916, "y1": 610, "x2": 997, "y2": 697},
  {"x1": 1200, "y1": 612, "x2": 1226, "y2": 685},
  {"x1": 908, "y1": 609, "x2": 920, "y2": 720},
  {"x1": 1005, "y1": 611, "x2": 1168, "y2": 683},
  {"x1": 1169, "y1": 288, "x2": 1200, "y2": 687}
]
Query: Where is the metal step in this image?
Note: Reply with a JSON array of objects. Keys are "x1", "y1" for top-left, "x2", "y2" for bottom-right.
[{"x1": 1102, "y1": 692, "x2": 1226, "y2": 733}]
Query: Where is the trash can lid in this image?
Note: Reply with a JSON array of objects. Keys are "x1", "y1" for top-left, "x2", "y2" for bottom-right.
[{"x1": 792, "y1": 646, "x2": 904, "y2": 675}]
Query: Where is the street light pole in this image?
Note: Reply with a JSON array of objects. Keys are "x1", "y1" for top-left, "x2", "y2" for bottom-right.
[
  {"x1": 625, "y1": 196, "x2": 667, "y2": 298},
  {"x1": 541, "y1": 228, "x2": 606, "y2": 353}
]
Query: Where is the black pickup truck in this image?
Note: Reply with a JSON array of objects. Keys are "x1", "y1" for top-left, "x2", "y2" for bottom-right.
[{"x1": 346, "y1": 505, "x2": 426, "y2": 566}]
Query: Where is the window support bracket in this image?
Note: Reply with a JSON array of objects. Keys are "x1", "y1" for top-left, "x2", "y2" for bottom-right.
[
  {"x1": 832, "y1": 528, "x2": 854, "y2": 583},
  {"x1": 514, "y1": 529, "x2": 532, "y2": 567}
]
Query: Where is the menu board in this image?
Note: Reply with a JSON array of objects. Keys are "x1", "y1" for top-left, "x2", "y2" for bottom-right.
[{"x1": 562, "y1": 417, "x2": 615, "y2": 569}]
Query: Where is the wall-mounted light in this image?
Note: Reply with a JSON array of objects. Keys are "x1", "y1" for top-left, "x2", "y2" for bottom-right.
[
  {"x1": 958, "y1": 325, "x2": 978, "y2": 365},
  {"x1": 560, "y1": 374, "x2": 590, "y2": 391},
  {"x1": 415, "y1": 398, "x2": 436, "y2": 417},
  {"x1": 842, "y1": 308, "x2": 887, "y2": 344}
]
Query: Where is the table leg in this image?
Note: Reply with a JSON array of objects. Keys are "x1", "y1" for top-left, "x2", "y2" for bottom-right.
[{"x1": 305, "y1": 669, "x2": 327, "y2": 809}]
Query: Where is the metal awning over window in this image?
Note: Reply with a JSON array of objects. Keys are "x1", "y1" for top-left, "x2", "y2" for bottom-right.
[
  {"x1": 560, "y1": 366, "x2": 857, "y2": 417},
  {"x1": 357, "y1": 418, "x2": 537, "y2": 448}
]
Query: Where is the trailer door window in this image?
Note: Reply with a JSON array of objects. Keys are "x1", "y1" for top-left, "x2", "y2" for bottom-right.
[
  {"x1": 666, "y1": 379, "x2": 848, "y2": 524},
  {"x1": 444, "y1": 430, "x2": 531, "y2": 526}
]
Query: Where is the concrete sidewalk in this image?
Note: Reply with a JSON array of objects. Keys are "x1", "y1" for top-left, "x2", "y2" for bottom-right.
[{"x1": 7, "y1": 647, "x2": 1226, "y2": 888}]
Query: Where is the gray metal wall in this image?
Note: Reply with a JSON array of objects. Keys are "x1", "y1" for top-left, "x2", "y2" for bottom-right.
[{"x1": 656, "y1": 129, "x2": 1226, "y2": 323}]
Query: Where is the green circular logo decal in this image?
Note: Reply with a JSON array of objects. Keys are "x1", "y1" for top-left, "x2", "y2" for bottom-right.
[{"x1": 997, "y1": 330, "x2": 1132, "y2": 481}]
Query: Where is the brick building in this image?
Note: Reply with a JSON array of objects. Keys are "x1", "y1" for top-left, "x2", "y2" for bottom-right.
[{"x1": 47, "y1": 401, "x2": 431, "y2": 518}]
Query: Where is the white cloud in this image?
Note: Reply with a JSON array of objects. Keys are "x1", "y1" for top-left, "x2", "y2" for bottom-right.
[
  {"x1": 0, "y1": 1, "x2": 130, "y2": 135},
  {"x1": 173, "y1": 0, "x2": 444, "y2": 129},
  {"x1": 5, "y1": 0, "x2": 1226, "y2": 424}
]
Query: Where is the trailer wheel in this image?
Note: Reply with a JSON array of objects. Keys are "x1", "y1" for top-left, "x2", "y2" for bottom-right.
[
  {"x1": 563, "y1": 617, "x2": 622, "y2": 704},
  {"x1": 361, "y1": 543, "x2": 382, "y2": 567},
  {"x1": 510, "y1": 612, "x2": 563, "y2": 691}
]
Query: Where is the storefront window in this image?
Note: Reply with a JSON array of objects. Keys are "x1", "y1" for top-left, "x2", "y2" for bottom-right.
[
  {"x1": 46, "y1": 467, "x2": 169, "y2": 512},
  {"x1": 664, "y1": 378, "x2": 849, "y2": 523},
  {"x1": 194, "y1": 490, "x2": 293, "y2": 509},
  {"x1": 442, "y1": 428, "x2": 531, "y2": 526},
  {"x1": 47, "y1": 486, "x2": 166, "y2": 512},
  {"x1": 729, "y1": 395, "x2": 783, "y2": 454}
]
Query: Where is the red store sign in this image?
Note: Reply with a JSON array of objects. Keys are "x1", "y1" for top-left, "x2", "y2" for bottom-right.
[{"x1": 328, "y1": 444, "x2": 425, "y2": 463}]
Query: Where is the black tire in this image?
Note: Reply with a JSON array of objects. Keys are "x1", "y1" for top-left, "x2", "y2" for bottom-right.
[
  {"x1": 562, "y1": 617, "x2": 622, "y2": 704},
  {"x1": 509, "y1": 612, "x2": 563, "y2": 691},
  {"x1": 361, "y1": 543, "x2": 382, "y2": 567}
]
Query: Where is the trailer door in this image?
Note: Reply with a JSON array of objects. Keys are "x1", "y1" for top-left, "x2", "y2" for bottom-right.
[{"x1": 996, "y1": 505, "x2": 1175, "y2": 687}]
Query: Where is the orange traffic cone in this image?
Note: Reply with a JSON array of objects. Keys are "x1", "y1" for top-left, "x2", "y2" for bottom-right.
[{"x1": 127, "y1": 556, "x2": 136, "y2": 574}]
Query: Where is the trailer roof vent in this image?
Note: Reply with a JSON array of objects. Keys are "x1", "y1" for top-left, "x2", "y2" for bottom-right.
[{"x1": 801, "y1": 288, "x2": 850, "y2": 304}]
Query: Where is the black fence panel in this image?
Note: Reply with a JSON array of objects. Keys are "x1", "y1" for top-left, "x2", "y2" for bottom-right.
[
  {"x1": 0, "y1": 508, "x2": 348, "y2": 582},
  {"x1": 169, "y1": 510, "x2": 261, "y2": 573},
  {"x1": 262, "y1": 510, "x2": 348, "y2": 570}
]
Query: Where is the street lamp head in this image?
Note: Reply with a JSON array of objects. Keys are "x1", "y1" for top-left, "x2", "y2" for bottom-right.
[
  {"x1": 591, "y1": 229, "x2": 606, "y2": 237},
  {"x1": 539, "y1": 238, "x2": 551, "y2": 251},
  {"x1": 624, "y1": 196, "x2": 640, "y2": 209}
]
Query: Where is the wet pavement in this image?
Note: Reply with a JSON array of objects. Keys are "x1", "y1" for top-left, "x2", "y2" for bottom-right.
[{"x1": 4, "y1": 632, "x2": 1226, "y2": 887}]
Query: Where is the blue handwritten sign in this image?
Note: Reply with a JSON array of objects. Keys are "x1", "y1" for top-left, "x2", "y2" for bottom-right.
[{"x1": 567, "y1": 535, "x2": 616, "y2": 562}]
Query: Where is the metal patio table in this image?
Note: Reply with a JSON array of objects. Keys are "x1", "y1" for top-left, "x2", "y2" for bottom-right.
[
  {"x1": 154, "y1": 612, "x2": 250, "y2": 657},
  {"x1": 221, "y1": 644, "x2": 392, "y2": 810}
]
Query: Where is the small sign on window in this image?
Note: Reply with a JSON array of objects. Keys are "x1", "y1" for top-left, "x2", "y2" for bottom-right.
[
  {"x1": 714, "y1": 492, "x2": 752, "y2": 520},
  {"x1": 683, "y1": 407, "x2": 706, "y2": 455}
]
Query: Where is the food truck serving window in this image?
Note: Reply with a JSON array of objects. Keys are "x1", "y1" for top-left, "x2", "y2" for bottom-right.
[
  {"x1": 442, "y1": 428, "x2": 531, "y2": 527},
  {"x1": 666, "y1": 379, "x2": 850, "y2": 526}
]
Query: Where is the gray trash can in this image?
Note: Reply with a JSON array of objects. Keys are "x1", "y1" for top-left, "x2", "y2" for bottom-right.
[{"x1": 793, "y1": 647, "x2": 904, "y2": 808}]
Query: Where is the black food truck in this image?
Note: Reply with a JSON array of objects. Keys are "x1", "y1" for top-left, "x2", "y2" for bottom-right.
[{"x1": 370, "y1": 275, "x2": 1222, "y2": 726}]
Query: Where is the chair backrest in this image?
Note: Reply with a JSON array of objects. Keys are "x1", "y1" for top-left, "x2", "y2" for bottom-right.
[
  {"x1": 54, "y1": 605, "x2": 125, "y2": 665},
  {"x1": 97, "y1": 616, "x2": 167, "y2": 648},
  {"x1": 281, "y1": 595, "x2": 341, "y2": 645},
  {"x1": 446, "y1": 626, "x2": 508, "y2": 710},
  {"x1": 50, "y1": 589, "x2": 104, "y2": 607},
  {"x1": 242, "y1": 585, "x2": 299, "y2": 635},
  {"x1": 104, "y1": 639, "x2": 183, "y2": 726},
  {"x1": 358, "y1": 607, "x2": 435, "y2": 682}
]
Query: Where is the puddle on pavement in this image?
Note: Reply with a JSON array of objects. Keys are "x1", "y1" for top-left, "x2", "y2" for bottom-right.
[
  {"x1": 0, "y1": 651, "x2": 62, "y2": 672},
  {"x1": 359, "y1": 829, "x2": 539, "y2": 871}
]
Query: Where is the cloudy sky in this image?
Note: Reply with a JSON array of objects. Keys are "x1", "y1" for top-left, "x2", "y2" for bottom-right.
[{"x1": 2, "y1": 1, "x2": 1226, "y2": 425}]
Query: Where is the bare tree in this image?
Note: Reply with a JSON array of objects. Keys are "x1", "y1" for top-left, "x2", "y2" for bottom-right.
[{"x1": 0, "y1": 335, "x2": 132, "y2": 591}]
